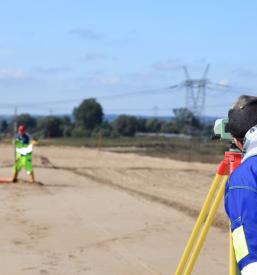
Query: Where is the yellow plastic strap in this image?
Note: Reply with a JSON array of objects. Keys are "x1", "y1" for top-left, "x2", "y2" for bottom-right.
[{"x1": 232, "y1": 225, "x2": 249, "y2": 262}]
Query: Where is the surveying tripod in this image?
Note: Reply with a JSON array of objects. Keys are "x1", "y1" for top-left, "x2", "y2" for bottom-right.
[{"x1": 175, "y1": 144, "x2": 241, "y2": 275}]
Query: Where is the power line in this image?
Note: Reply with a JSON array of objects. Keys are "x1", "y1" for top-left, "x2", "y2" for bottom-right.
[
  {"x1": 0, "y1": 76, "x2": 254, "y2": 117},
  {"x1": 0, "y1": 85, "x2": 181, "y2": 109}
]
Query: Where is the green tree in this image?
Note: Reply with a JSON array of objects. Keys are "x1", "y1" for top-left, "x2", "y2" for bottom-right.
[
  {"x1": 136, "y1": 118, "x2": 147, "y2": 132},
  {"x1": 146, "y1": 119, "x2": 163, "y2": 133},
  {"x1": 16, "y1": 113, "x2": 37, "y2": 130},
  {"x1": 160, "y1": 121, "x2": 178, "y2": 133},
  {"x1": 60, "y1": 116, "x2": 73, "y2": 137},
  {"x1": 71, "y1": 126, "x2": 91, "y2": 137},
  {"x1": 73, "y1": 98, "x2": 103, "y2": 133},
  {"x1": 173, "y1": 108, "x2": 201, "y2": 134},
  {"x1": 112, "y1": 115, "x2": 138, "y2": 137},
  {"x1": 0, "y1": 120, "x2": 8, "y2": 133},
  {"x1": 100, "y1": 121, "x2": 113, "y2": 137},
  {"x1": 37, "y1": 116, "x2": 63, "y2": 138}
]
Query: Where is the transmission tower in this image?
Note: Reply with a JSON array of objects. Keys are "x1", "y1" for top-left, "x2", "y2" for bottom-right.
[{"x1": 183, "y1": 64, "x2": 210, "y2": 117}]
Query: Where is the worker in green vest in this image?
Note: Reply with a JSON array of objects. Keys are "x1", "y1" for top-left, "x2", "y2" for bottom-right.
[{"x1": 12, "y1": 125, "x2": 35, "y2": 183}]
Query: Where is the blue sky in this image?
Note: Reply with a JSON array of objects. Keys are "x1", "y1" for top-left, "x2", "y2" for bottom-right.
[{"x1": 0, "y1": 0, "x2": 257, "y2": 116}]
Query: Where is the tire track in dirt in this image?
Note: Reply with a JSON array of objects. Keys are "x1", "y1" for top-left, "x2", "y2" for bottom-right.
[
  {"x1": 0, "y1": 155, "x2": 227, "y2": 231},
  {"x1": 33, "y1": 154, "x2": 227, "y2": 231},
  {"x1": 73, "y1": 170, "x2": 227, "y2": 231}
]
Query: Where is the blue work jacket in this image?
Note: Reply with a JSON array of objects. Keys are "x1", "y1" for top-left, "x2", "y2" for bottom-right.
[{"x1": 225, "y1": 155, "x2": 257, "y2": 270}]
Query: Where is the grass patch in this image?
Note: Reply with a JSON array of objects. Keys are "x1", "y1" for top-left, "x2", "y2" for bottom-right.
[{"x1": 38, "y1": 136, "x2": 229, "y2": 163}]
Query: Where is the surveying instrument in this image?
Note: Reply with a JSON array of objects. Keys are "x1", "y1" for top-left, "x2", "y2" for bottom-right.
[{"x1": 175, "y1": 119, "x2": 241, "y2": 275}]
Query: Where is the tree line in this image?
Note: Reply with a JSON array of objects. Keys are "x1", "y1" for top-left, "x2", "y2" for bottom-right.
[{"x1": 0, "y1": 98, "x2": 213, "y2": 138}]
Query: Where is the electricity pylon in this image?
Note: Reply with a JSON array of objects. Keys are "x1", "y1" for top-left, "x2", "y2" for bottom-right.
[{"x1": 183, "y1": 64, "x2": 210, "y2": 118}]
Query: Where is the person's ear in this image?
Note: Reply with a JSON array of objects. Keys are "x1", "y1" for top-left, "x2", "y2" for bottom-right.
[{"x1": 234, "y1": 138, "x2": 243, "y2": 151}]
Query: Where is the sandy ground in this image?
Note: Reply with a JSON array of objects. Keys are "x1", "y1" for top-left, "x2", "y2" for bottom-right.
[{"x1": 0, "y1": 144, "x2": 229, "y2": 274}]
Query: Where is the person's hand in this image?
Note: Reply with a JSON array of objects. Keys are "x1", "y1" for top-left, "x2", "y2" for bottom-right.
[{"x1": 31, "y1": 139, "x2": 38, "y2": 145}]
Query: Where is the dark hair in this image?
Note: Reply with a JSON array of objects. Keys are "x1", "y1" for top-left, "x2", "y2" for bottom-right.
[{"x1": 228, "y1": 95, "x2": 257, "y2": 139}]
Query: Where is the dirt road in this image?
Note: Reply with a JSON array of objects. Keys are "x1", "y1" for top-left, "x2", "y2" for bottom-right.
[{"x1": 0, "y1": 145, "x2": 229, "y2": 274}]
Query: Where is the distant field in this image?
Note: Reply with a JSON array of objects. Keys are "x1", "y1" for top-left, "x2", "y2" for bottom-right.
[{"x1": 38, "y1": 136, "x2": 229, "y2": 163}]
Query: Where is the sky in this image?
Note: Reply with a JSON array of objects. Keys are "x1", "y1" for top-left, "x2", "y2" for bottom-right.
[{"x1": 0, "y1": 0, "x2": 257, "y2": 117}]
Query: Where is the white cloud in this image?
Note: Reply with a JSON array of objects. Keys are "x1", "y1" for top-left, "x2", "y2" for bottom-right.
[
  {"x1": 0, "y1": 69, "x2": 26, "y2": 79},
  {"x1": 33, "y1": 66, "x2": 71, "y2": 75},
  {"x1": 218, "y1": 79, "x2": 229, "y2": 87}
]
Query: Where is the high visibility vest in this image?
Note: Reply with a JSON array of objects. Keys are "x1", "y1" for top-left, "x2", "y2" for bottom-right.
[{"x1": 15, "y1": 137, "x2": 33, "y2": 157}]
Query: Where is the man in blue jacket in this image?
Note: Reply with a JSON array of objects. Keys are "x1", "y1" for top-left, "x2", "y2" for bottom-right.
[{"x1": 225, "y1": 95, "x2": 257, "y2": 274}]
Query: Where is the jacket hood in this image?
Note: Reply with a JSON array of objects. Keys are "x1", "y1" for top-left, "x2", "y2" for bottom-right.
[{"x1": 242, "y1": 124, "x2": 257, "y2": 162}]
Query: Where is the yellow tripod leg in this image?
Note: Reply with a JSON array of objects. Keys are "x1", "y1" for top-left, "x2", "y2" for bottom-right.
[
  {"x1": 229, "y1": 231, "x2": 241, "y2": 275},
  {"x1": 183, "y1": 176, "x2": 228, "y2": 275},
  {"x1": 175, "y1": 174, "x2": 224, "y2": 275}
]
